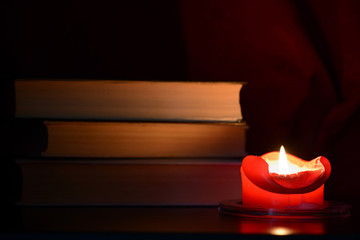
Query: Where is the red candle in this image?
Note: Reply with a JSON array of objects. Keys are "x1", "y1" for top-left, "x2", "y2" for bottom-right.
[{"x1": 241, "y1": 146, "x2": 331, "y2": 209}]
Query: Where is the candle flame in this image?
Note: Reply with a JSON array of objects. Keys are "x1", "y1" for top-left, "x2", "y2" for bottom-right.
[
  {"x1": 279, "y1": 146, "x2": 289, "y2": 174},
  {"x1": 266, "y1": 146, "x2": 322, "y2": 176},
  {"x1": 260, "y1": 146, "x2": 327, "y2": 189}
]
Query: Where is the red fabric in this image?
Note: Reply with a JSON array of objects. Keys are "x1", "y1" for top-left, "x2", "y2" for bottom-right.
[{"x1": 180, "y1": 0, "x2": 360, "y2": 201}]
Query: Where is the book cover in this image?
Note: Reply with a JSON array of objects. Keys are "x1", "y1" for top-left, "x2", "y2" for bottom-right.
[
  {"x1": 12, "y1": 120, "x2": 246, "y2": 158},
  {"x1": 15, "y1": 80, "x2": 243, "y2": 122}
]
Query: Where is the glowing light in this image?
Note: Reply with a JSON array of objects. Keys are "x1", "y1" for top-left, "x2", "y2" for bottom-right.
[
  {"x1": 240, "y1": 147, "x2": 331, "y2": 208},
  {"x1": 279, "y1": 145, "x2": 289, "y2": 174},
  {"x1": 267, "y1": 146, "x2": 324, "y2": 176},
  {"x1": 269, "y1": 227, "x2": 294, "y2": 236}
]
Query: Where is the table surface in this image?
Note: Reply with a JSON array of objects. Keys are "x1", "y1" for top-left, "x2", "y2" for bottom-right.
[{"x1": 2, "y1": 204, "x2": 359, "y2": 239}]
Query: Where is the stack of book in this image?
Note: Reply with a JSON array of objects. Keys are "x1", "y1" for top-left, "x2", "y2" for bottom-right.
[{"x1": 13, "y1": 80, "x2": 246, "y2": 206}]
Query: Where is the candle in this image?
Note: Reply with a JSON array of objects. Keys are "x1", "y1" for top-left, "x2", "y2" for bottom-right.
[{"x1": 241, "y1": 146, "x2": 331, "y2": 209}]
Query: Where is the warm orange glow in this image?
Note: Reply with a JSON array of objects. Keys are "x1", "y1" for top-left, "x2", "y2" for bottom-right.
[
  {"x1": 238, "y1": 219, "x2": 325, "y2": 234},
  {"x1": 278, "y1": 145, "x2": 289, "y2": 174},
  {"x1": 266, "y1": 146, "x2": 325, "y2": 176},
  {"x1": 269, "y1": 227, "x2": 294, "y2": 236},
  {"x1": 264, "y1": 146, "x2": 325, "y2": 189},
  {"x1": 241, "y1": 147, "x2": 331, "y2": 208}
]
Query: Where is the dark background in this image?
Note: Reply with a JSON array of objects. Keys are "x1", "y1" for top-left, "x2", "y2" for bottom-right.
[
  {"x1": 2, "y1": 0, "x2": 360, "y2": 228},
  {"x1": 3, "y1": 0, "x2": 188, "y2": 80}
]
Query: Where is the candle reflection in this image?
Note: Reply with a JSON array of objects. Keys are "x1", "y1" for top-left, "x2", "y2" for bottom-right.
[
  {"x1": 238, "y1": 218, "x2": 325, "y2": 235},
  {"x1": 270, "y1": 227, "x2": 293, "y2": 235}
]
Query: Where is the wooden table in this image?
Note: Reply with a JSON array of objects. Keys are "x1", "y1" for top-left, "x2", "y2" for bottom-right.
[{"x1": 3, "y1": 205, "x2": 359, "y2": 239}]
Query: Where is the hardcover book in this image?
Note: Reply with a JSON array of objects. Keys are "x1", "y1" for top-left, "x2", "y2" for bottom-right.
[{"x1": 15, "y1": 80, "x2": 243, "y2": 122}]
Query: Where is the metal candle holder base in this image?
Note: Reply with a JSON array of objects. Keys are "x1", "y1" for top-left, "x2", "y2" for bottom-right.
[{"x1": 219, "y1": 200, "x2": 351, "y2": 219}]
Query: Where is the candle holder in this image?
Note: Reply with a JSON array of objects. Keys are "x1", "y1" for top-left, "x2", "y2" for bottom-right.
[
  {"x1": 219, "y1": 147, "x2": 351, "y2": 219},
  {"x1": 219, "y1": 199, "x2": 351, "y2": 219}
]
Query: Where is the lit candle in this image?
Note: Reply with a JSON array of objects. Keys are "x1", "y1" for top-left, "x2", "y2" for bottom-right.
[{"x1": 241, "y1": 146, "x2": 331, "y2": 209}]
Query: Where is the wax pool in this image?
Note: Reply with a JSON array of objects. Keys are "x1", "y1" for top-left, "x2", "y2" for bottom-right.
[{"x1": 241, "y1": 146, "x2": 331, "y2": 209}]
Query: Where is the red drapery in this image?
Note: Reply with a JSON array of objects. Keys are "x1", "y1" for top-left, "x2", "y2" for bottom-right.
[{"x1": 180, "y1": 0, "x2": 360, "y2": 202}]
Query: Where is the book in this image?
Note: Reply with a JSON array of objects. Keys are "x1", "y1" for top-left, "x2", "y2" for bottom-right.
[
  {"x1": 46, "y1": 121, "x2": 246, "y2": 158},
  {"x1": 13, "y1": 80, "x2": 246, "y2": 207},
  {"x1": 16, "y1": 159, "x2": 242, "y2": 206},
  {"x1": 15, "y1": 80, "x2": 243, "y2": 122},
  {"x1": 13, "y1": 120, "x2": 246, "y2": 158}
]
